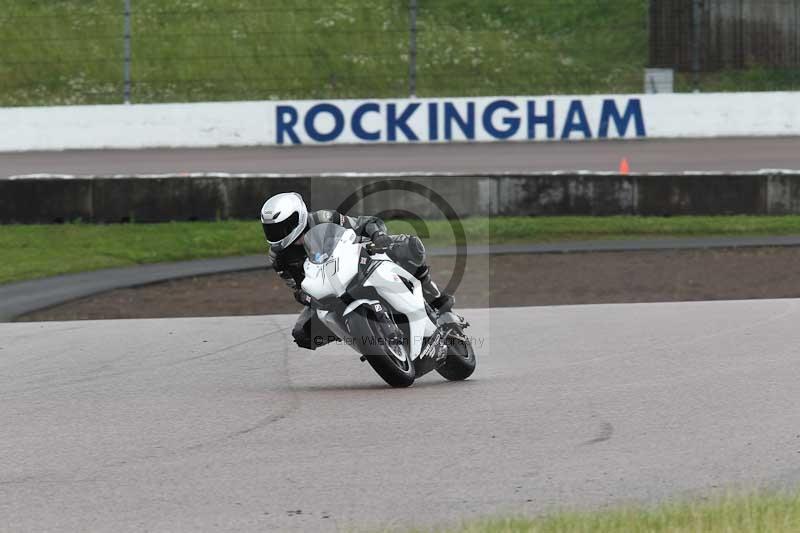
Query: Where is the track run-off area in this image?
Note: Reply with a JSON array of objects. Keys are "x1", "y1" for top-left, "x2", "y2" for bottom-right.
[
  {"x1": 3, "y1": 301, "x2": 800, "y2": 531},
  {"x1": 3, "y1": 137, "x2": 800, "y2": 177}
]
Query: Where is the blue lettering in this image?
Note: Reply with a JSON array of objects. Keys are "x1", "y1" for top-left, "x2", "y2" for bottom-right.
[
  {"x1": 387, "y1": 103, "x2": 420, "y2": 141},
  {"x1": 352, "y1": 103, "x2": 381, "y2": 141},
  {"x1": 483, "y1": 100, "x2": 520, "y2": 140},
  {"x1": 276, "y1": 105, "x2": 300, "y2": 145},
  {"x1": 428, "y1": 102, "x2": 439, "y2": 141},
  {"x1": 444, "y1": 102, "x2": 475, "y2": 140},
  {"x1": 561, "y1": 100, "x2": 592, "y2": 139},
  {"x1": 304, "y1": 103, "x2": 345, "y2": 143},
  {"x1": 280, "y1": 98, "x2": 642, "y2": 145},
  {"x1": 527, "y1": 100, "x2": 555, "y2": 139},
  {"x1": 598, "y1": 99, "x2": 646, "y2": 138}
]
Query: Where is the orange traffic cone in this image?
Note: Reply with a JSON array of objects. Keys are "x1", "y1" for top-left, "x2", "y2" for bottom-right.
[{"x1": 619, "y1": 157, "x2": 630, "y2": 175}]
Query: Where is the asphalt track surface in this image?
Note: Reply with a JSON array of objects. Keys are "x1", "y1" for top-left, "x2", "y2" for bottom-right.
[
  {"x1": 3, "y1": 300, "x2": 800, "y2": 531},
  {"x1": 3, "y1": 137, "x2": 800, "y2": 177}
]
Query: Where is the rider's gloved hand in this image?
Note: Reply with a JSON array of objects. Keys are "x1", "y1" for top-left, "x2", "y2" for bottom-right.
[
  {"x1": 371, "y1": 233, "x2": 393, "y2": 251},
  {"x1": 294, "y1": 290, "x2": 308, "y2": 305}
]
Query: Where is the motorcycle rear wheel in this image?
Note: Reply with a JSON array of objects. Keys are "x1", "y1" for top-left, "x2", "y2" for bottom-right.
[
  {"x1": 346, "y1": 307, "x2": 415, "y2": 388},
  {"x1": 436, "y1": 326, "x2": 476, "y2": 381}
]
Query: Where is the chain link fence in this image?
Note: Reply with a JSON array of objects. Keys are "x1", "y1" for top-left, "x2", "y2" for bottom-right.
[{"x1": 0, "y1": 0, "x2": 797, "y2": 107}]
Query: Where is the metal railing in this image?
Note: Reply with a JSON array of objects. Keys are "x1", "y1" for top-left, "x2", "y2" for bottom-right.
[{"x1": 1, "y1": 0, "x2": 798, "y2": 106}]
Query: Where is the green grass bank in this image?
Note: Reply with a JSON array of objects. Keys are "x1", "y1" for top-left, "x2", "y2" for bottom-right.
[
  {"x1": 2, "y1": 0, "x2": 643, "y2": 105},
  {"x1": 6, "y1": 215, "x2": 800, "y2": 285},
  {"x1": 4, "y1": 1, "x2": 795, "y2": 106},
  {"x1": 438, "y1": 492, "x2": 800, "y2": 533}
]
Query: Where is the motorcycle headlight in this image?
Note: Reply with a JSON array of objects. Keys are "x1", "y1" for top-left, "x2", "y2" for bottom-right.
[{"x1": 324, "y1": 258, "x2": 339, "y2": 278}]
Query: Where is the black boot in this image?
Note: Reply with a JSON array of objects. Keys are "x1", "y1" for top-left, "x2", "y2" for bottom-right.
[{"x1": 414, "y1": 265, "x2": 454, "y2": 312}]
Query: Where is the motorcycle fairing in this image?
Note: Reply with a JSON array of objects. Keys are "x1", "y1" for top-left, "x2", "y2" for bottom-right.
[
  {"x1": 359, "y1": 254, "x2": 437, "y2": 359},
  {"x1": 300, "y1": 225, "x2": 437, "y2": 361}
]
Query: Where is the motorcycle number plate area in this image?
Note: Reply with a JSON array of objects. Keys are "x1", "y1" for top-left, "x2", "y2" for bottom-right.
[{"x1": 369, "y1": 302, "x2": 397, "y2": 334}]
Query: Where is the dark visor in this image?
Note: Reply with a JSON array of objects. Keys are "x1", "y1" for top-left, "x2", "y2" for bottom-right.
[{"x1": 263, "y1": 212, "x2": 300, "y2": 243}]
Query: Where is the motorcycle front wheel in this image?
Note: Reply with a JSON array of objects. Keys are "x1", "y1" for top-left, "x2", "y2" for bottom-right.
[{"x1": 345, "y1": 307, "x2": 415, "y2": 388}]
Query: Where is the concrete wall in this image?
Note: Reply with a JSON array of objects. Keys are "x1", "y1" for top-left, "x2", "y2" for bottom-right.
[
  {"x1": 3, "y1": 172, "x2": 799, "y2": 224},
  {"x1": 4, "y1": 92, "x2": 800, "y2": 151}
]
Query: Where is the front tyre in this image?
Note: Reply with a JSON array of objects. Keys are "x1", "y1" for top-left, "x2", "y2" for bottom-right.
[
  {"x1": 346, "y1": 308, "x2": 415, "y2": 388},
  {"x1": 436, "y1": 326, "x2": 476, "y2": 381}
]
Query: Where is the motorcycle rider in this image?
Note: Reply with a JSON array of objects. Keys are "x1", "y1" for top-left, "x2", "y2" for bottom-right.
[{"x1": 261, "y1": 192, "x2": 454, "y2": 350}]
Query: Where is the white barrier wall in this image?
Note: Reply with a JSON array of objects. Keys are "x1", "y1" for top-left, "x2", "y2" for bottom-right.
[{"x1": 3, "y1": 92, "x2": 800, "y2": 151}]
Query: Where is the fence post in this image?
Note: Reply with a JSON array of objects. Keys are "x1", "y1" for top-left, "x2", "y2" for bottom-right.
[
  {"x1": 691, "y1": 0, "x2": 702, "y2": 91},
  {"x1": 409, "y1": 0, "x2": 418, "y2": 97},
  {"x1": 123, "y1": 0, "x2": 132, "y2": 103}
]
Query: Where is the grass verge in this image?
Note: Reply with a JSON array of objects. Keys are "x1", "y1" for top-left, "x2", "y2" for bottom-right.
[
  {"x1": 440, "y1": 492, "x2": 800, "y2": 533},
  {"x1": 5, "y1": 1, "x2": 797, "y2": 106},
  {"x1": 5, "y1": 215, "x2": 800, "y2": 285},
  {"x1": 1, "y1": 0, "x2": 646, "y2": 105}
]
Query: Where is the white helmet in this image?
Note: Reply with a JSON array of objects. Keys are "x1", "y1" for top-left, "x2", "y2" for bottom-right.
[{"x1": 260, "y1": 192, "x2": 308, "y2": 251}]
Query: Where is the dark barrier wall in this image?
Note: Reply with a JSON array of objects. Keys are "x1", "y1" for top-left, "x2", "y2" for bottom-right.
[
  {"x1": 650, "y1": 0, "x2": 800, "y2": 72},
  {"x1": 1, "y1": 172, "x2": 796, "y2": 224}
]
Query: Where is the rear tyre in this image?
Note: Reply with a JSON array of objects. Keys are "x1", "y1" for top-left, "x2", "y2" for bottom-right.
[
  {"x1": 346, "y1": 308, "x2": 415, "y2": 388},
  {"x1": 436, "y1": 326, "x2": 476, "y2": 381}
]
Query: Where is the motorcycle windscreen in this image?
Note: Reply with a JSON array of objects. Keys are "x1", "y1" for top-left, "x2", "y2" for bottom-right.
[{"x1": 303, "y1": 222, "x2": 348, "y2": 264}]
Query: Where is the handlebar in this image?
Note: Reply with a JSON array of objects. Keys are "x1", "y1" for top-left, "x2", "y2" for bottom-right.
[{"x1": 365, "y1": 242, "x2": 392, "y2": 255}]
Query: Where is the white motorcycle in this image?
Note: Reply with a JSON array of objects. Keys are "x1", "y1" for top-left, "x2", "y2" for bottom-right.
[{"x1": 298, "y1": 223, "x2": 476, "y2": 388}]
